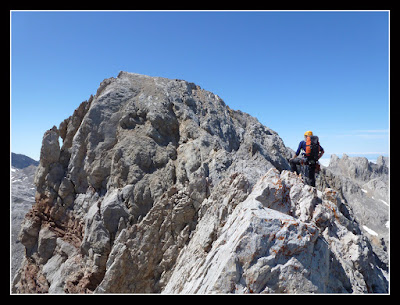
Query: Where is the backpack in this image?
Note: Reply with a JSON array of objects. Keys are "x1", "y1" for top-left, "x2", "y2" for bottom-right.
[{"x1": 305, "y1": 135, "x2": 320, "y2": 161}]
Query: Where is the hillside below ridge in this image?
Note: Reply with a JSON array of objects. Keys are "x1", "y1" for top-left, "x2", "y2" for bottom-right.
[
  {"x1": 11, "y1": 162, "x2": 38, "y2": 280},
  {"x1": 12, "y1": 72, "x2": 388, "y2": 293}
]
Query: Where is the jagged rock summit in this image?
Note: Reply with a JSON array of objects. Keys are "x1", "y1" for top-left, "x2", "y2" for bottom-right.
[
  {"x1": 13, "y1": 72, "x2": 388, "y2": 293},
  {"x1": 317, "y1": 154, "x2": 389, "y2": 270}
]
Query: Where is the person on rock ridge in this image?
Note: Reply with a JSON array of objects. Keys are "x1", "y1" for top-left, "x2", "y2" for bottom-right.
[{"x1": 289, "y1": 131, "x2": 324, "y2": 187}]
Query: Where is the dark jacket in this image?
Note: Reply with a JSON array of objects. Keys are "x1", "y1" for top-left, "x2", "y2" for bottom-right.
[{"x1": 295, "y1": 140, "x2": 324, "y2": 157}]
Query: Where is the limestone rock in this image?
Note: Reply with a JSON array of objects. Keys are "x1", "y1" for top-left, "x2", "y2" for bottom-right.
[
  {"x1": 13, "y1": 72, "x2": 388, "y2": 294},
  {"x1": 164, "y1": 169, "x2": 387, "y2": 293},
  {"x1": 317, "y1": 154, "x2": 389, "y2": 270}
]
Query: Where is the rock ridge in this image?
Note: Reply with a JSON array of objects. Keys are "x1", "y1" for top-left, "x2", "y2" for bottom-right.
[
  {"x1": 163, "y1": 169, "x2": 387, "y2": 293},
  {"x1": 12, "y1": 72, "x2": 388, "y2": 293},
  {"x1": 316, "y1": 154, "x2": 389, "y2": 271}
]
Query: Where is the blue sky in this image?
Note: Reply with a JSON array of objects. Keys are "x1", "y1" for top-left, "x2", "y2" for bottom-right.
[{"x1": 11, "y1": 11, "x2": 389, "y2": 164}]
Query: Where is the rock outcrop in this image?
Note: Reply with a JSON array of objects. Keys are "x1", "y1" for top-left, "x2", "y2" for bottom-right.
[
  {"x1": 316, "y1": 154, "x2": 389, "y2": 271},
  {"x1": 163, "y1": 169, "x2": 387, "y2": 293},
  {"x1": 12, "y1": 72, "x2": 388, "y2": 293}
]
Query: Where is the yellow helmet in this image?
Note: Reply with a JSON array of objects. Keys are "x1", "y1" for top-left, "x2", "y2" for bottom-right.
[{"x1": 304, "y1": 131, "x2": 313, "y2": 136}]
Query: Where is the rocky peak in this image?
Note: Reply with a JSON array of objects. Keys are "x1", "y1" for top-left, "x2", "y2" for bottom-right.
[
  {"x1": 12, "y1": 72, "x2": 388, "y2": 293},
  {"x1": 317, "y1": 154, "x2": 389, "y2": 273},
  {"x1": 328, "y1": 153, "x2": 388, "y2": 183}
]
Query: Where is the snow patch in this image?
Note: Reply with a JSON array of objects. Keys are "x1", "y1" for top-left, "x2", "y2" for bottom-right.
[
  {"x1": 363, "y1": 225, "x2": 378, "y2": 236},
  {"x1": 379, "y1": 199, "x2": 389, "y2": 207},
  {"x1": 319, "y1": 158, "x2": 330, "y2": 167}
]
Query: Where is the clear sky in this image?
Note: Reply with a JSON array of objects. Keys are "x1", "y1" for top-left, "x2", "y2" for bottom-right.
[{"x1": 11, "y1": 10, "x2": 389, "y2": 164}]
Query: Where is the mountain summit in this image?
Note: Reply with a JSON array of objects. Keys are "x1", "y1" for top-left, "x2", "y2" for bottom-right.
[{"x1": 12, "y1": 72, "x2": 388, "y2": 293}]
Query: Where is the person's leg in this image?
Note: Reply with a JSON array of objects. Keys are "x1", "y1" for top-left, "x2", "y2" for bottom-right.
[
  {"x1": 290, "y1": 158, "x2": 302, "y2": 175},
  {"x1": 309, "y1": 165, "x2": 316, "y2": 187}
]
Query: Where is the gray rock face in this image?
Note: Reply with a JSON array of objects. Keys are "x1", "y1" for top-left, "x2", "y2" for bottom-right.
[
  {"x1": 163, "y1": 169, "x2": 387, "y2": 293},
  {"x1": 317, "y1": 154, "x2": 389, "y2": 271},
  {"x1": 11, "y1": 163, "x2": 37, "y2": 279},
  {"x1": 328, "y1": 154, "x2": 388, "y2": 185},
  {"x1": 12, "y1": 72, "x2": 388, "y2": 294}
]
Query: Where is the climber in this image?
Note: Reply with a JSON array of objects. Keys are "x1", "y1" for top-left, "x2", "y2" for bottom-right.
[{"x1": 289, "y1": 131, "x2": 324, "y2": 187}]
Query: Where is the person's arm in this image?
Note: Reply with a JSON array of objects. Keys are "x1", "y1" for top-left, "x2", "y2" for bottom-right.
[
  {"x1": 291, "y1": 142, "x2": 302, "y2": 160},
  {"x1": 318, "y1": 146, "x2": 324, "y2": 159}
]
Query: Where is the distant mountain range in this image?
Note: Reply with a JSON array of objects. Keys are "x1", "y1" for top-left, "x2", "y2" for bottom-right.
[
  {"x1": 11, "y1": 153, "x2": 38, "y2": 280},
  {"x1": 11, "y1": 153, "x2": 39, "y2": 169}
]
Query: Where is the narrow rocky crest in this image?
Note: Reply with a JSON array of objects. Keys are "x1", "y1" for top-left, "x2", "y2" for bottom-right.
[{"x1": 12, "y1": 72, "x2": 388, "y2": 293}]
